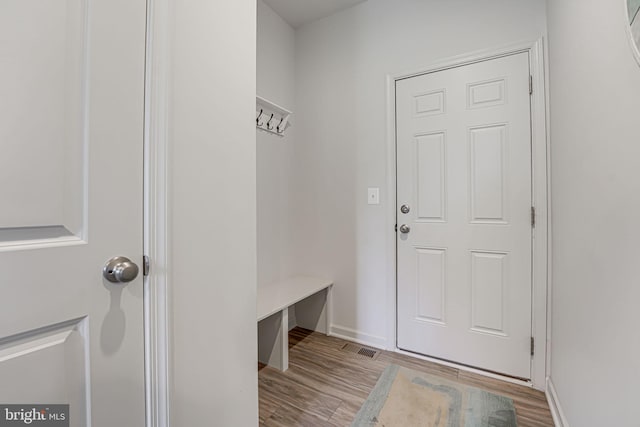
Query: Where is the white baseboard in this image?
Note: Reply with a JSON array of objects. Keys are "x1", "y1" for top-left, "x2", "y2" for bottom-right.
[
  {"x1": 329, "y1": 324, "x2": 387, "y2": 349},
  {"x1": 546, "y1": 377, "x2": 569, "y2": 427}
]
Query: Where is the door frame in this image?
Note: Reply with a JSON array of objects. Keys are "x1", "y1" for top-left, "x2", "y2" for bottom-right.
[
  {"x1": 384, "y1": 39, "x2": 550, "y2": 390},
  {"x1": 144, "y1": 0, "x2": 171, "y2": 425}
]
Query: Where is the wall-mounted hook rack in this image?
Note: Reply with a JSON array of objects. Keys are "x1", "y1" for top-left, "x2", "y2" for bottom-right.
[{"x1": 256, "y1": 96, "x2": 292, "y2": 138}]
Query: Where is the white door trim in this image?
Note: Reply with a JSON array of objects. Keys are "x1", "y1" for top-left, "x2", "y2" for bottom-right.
[
  {"x1": 385, "y1": 39, "x2": 550, "y2": 390},
  {"x1": 144, "y1": 0, "x2": 171, "y2": 425}
]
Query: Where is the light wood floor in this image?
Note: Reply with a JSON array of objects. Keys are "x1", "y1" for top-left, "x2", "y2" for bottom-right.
[{"x1": 258, "y1": 328, "x2": 554, "y2": 426}]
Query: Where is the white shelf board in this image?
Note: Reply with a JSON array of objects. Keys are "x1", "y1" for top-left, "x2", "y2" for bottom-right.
[{"x1": 256, "y1": 95, "x2": 292, "y2": 116}]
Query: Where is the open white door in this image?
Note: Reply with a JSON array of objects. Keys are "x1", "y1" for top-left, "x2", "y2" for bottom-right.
[
  {"x1": 0, "y1": 0, "x2": 146, "y2": 425},
  {"x1": 396, "y1": 52, "x2": 533, "y2": 379}
]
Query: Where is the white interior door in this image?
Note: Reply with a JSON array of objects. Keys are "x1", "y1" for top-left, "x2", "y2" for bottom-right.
[
  {"x1": 396, "y1": 52, "x2": 533, "y2": 379},
  {"x1": 0, "y1": 0, "x2": 146, "y2": 425}
]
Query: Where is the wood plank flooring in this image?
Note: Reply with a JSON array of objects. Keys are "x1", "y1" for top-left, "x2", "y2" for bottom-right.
[{"x1": 258, "y1": 327, "x2": 554, "y2": 426}]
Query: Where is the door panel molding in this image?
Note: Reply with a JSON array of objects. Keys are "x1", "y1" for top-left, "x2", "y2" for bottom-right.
[
  {"x1": 144, "y1": 0, "x2": 171, "y2": 425},
  {"x1": 385, "y1": 39, "x2": 549, "y2": 390},
  {"x1": 0, "y1": 317, "x2": 90, "y2": 425}
]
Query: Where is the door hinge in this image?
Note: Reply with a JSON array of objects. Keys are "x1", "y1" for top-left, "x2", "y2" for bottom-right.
[
  {"x1": 530, "y1": 336, "x2": 535, "y2": 357},
  {"x1": 531, "y1": 206, "x2": 536, "y2": 228},
  {"x1": 143, "y1": 255, "x2": 151, "y2": 277},
  {"x1": 529, "y1": 75, "x2": 533, "y2": 95},
  {"x1": 395, "y1": 224, "x2": 398, "y2": 233}
]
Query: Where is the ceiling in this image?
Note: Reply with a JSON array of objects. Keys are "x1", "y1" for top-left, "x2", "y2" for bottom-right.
[{"x1": 263, "y1": 0, "x2": 368, "y2": 28}]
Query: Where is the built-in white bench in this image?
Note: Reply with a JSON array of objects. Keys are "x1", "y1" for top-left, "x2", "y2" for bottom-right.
[{"x1": 257, "y1": 276, "x2": 333, "y2": 371}]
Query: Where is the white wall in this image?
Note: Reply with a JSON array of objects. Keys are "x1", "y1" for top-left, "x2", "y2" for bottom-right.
[
  {"x1": 293, "y1": 0, "x2": 547, "y2": 348},
  {"x1": 546, "y1": 1, "x2": 640, "y2": 425},
  {"x1": 257, "y1": 0, "x2": 296, "y2": 288},
  {"x1": 169, "y1": 0, "x2": 258, "y2": 425}
]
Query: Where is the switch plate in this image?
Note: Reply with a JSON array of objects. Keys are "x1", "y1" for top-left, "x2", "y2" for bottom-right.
[{"x1": 368, "y1": 188, "x2": 380, "y2": 205}]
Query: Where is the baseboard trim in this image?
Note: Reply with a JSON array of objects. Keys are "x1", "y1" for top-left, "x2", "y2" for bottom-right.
[
  {"x1": 329, "y1": 325, "x2": 387, "y2": 349},
  {"x1": 546, "y1": 377, "x2": 569, "y2": 427}
]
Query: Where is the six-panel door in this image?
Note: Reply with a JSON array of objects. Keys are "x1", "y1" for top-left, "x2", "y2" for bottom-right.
[{"x1": 396, "y1": 52, "x2": 533, "y2": 379}]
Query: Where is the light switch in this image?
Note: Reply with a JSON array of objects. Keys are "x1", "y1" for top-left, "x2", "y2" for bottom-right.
[{"x1": 368, "y1": 188, "x2": 380, "y2": 205}]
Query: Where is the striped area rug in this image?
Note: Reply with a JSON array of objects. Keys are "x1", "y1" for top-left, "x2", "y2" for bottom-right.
[{"x1": 351, "y1": 365, "x2": 517, "y2": 427}]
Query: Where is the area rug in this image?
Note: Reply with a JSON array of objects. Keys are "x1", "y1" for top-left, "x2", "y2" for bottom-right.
[{"x1": 351, "y1": 365, "x2": 517, "y2": 427}]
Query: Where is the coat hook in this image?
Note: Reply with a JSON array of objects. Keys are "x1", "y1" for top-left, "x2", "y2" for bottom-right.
[
  {"x1": 266, "y1": 113, "x2": 274, "y2": 130},
  {"x1": 256, "y1": 109, "x2": 264, "y2": 126},
  {"x1": 277, "y1": 117, "x2": 285, "y2": 133}
]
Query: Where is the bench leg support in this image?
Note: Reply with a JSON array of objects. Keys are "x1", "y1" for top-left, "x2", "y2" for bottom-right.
[
  {"x1": 295, "y1": 287, "x2": 331, "y2": 334},
  {"x1": 257, "y1": 308, "x2": 289, "y2": 371}
]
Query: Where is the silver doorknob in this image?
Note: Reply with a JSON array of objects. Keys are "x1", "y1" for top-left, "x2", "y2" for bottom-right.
[
  {"x1": 103, "y1": 256, "x2": 139, "y2": 283},
  {"x1": 399, "y1": 224, "x2": 411, "y2": 234},
  {"x1": 400, "y1": 204, "x2": 410, "y2": 214}
]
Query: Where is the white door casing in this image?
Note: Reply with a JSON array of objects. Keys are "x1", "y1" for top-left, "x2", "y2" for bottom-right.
[
  {"x1": 396, "y1": 52, "x2": 533, "y2": 379},
  {"x1": 0, "y1": 0, "x2": 146, "y2": 425}
]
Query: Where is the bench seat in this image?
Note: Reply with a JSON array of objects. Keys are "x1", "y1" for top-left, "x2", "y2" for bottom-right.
[{"x1": 257, "y1": 276, "x2": 333, "y2": 371}]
